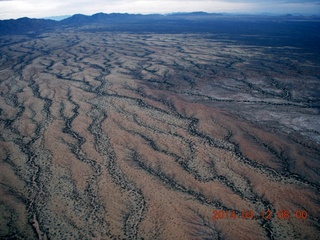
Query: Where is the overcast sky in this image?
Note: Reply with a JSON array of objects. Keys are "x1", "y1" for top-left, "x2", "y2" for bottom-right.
[{"x1": 0, "y1": 0, "x2": 319, "y2": 20}]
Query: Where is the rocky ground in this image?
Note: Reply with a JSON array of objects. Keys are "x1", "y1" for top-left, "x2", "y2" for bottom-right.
[{"x1": 0, "y1": 30, "x2": 319, "y2": 239}]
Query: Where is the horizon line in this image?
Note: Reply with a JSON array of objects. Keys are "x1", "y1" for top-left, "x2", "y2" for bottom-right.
[{"x1": 2, "y1": 11, "x2": 320, "y2": 21}]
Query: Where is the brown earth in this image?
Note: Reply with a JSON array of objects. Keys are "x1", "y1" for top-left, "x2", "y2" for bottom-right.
[{"x1": 0, "y1": 31, "x2": 319, "y2": 239}]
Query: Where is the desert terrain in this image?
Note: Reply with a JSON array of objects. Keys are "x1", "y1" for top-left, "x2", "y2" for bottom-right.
[{"x1": 0, "y1": 15, "x2": 320, "y2": 239}]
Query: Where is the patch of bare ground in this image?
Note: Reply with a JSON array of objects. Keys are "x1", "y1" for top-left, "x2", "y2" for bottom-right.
[{"x1": 0, "y1": 31, "x2": 319, "y2": 239}]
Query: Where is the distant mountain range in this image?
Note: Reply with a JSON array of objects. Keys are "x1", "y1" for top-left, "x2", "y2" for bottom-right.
[
  {"x1": 0, "y1": 12, "x2": 319, "y2": 37},
  {"x1": 0, "y1": 17, "x2": 57, "y2": 35}
]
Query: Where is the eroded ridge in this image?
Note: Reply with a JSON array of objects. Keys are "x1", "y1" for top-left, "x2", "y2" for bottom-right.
[{"x1": 0, "y1": 32, "x2": 319, "y2": 239}]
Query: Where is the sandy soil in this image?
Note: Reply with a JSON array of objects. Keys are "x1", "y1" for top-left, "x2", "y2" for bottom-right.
[{"x1": 0, "y1": 31, "x2": 319, "y2": 239}]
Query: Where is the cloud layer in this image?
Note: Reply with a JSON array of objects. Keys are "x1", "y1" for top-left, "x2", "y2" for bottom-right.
[{"x1": 0, "y1": 0, "x2": 319, "y2": 19}]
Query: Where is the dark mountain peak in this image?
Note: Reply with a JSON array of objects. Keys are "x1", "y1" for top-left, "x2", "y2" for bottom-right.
[
  {"x1": 61, "y1": 13, "x2": 90, "y2": 24},
  {"x1": 72, "y1": 13, "x2": 88, "y2": 18},
  {"x1": 91, "y1": 12, "x2": 107, "y2": 18},
  {"x1": 16, "y1": 17, "x2": 56, "y2": 24},
  {"x1": 61, "y1": 12, "x2": 150, "y2": 25},
  {"x1": 16, "y1": 17, "x2": 30, "y2": 21},
  {"x1": 90, "y1": 12, "x2": 109, "y2": 22},
  {"x1": 0, "y1": 17, "x2": 56, "y2": 35},
  {"x1": 92, "y1": 12, "x2": 105, "y2": 16}
]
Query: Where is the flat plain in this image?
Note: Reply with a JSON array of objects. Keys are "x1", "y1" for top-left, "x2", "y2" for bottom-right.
[{"x1": 1, "y1": 16, "x2": 320, "y2": 239}]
